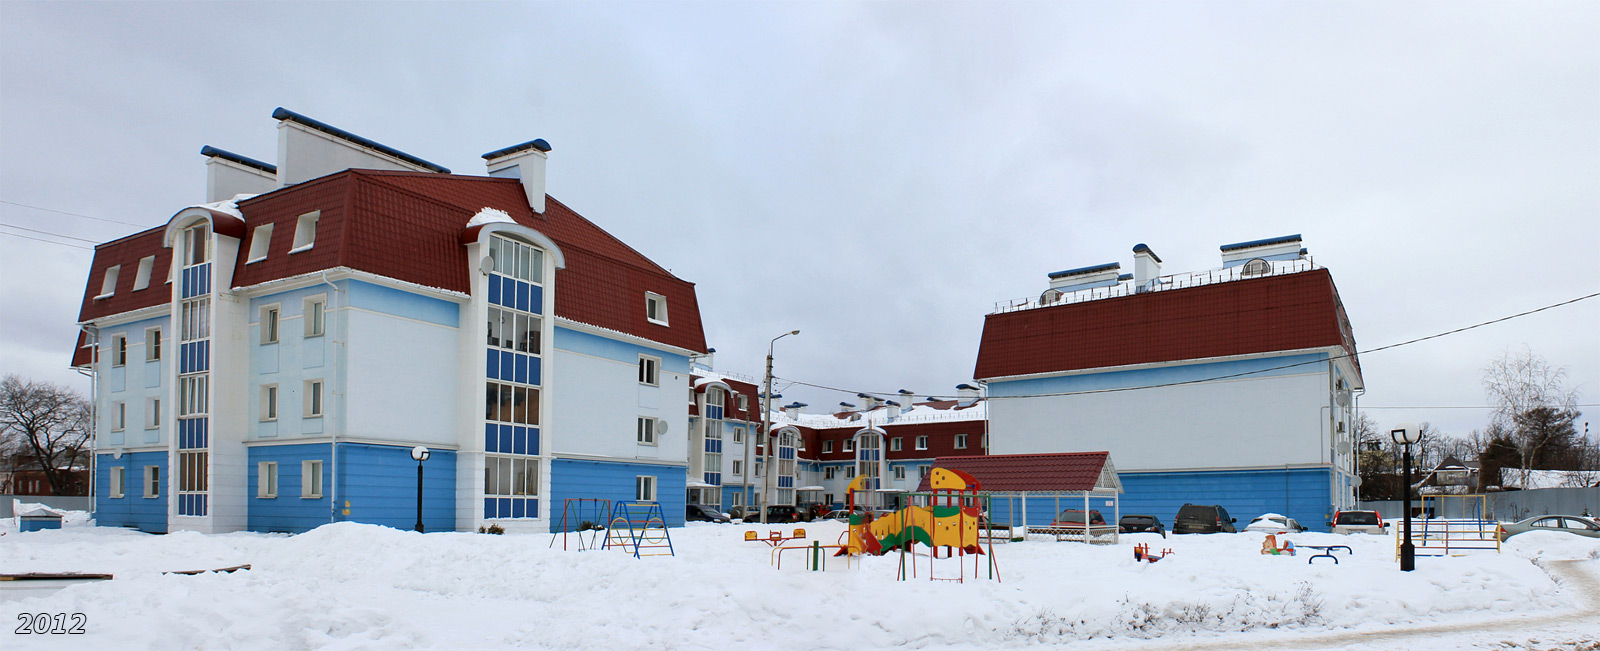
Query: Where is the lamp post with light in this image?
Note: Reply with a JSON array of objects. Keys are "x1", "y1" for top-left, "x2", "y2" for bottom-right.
[
  {"x1": 760, "y1": 330, "x2": 799, "y2": 525},
  {"x1": 1390, "y1": 423, "x2": 1421, "y2": 571},
  {"x1": 411, "y1": 446, "x2": 430, "y2": 533}
]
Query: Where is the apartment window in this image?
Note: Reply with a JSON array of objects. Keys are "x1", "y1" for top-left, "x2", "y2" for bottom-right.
[
  {"x1": 842, "y1": 440, "x2": 854, "y2": 453},
  {"x1": 954, "y1": 434, "x2": 968, "y2": 450},
  {"x1": 737, "y1": 394, "x2": 748, "y2": 411},
  {"x1": 489, "y1": 235, "x2": 544, "y2": 283},
  {"x1": 915, "y1": 435, "x2": 928, "y2": 451},
  {"x1": 485, "y1": 382, "x2": 539, "y2": 425},
  {"x1": 484, "y1": 455, "x2": 539, "y2": 500},
  {"x1": 637, "y1": 417, "x2": 657, "y2": 445},
  {"x1": 257, "y1": 462, "x2": 277, "y2": 498},
  {"x1": 145, "y1": 327, "x2": 162, "y2": 361},
  {"x1": 304, "y1": 380, "x2": 324, "y2": 418},
  {"x1": 181, "y1": 297, "x2": 210, "y2": 342},
  {"x1": 731, "y1": 460, "x2": 743, "y2": 476},
  {"x1": 145, "y1": 398, "x2": 161, "y2": 429},
  {"x1": 638, "y1": 355, "x2": 660, "y2": 386},
  {"x1": 260, "y1": 306, "x2": 280, "y2": 344},
  {"x1": 97, "y1": 265, "x2": 120, "y2": 298},
  {"x1": 487, "y1": 307, "x2": 541, "y2": 353},
  {"x1": 109, "y1": 467, "x2": 125, "y2": 498},
  {"x1": 891, "y1": 437, "x2": 903, "y2": 452},
  {"x1": 112, "y1": 402, "x2": 126, "y2": 431},
  {"x1": 260, "y1": 385, "x2": 278, "y2": 421},
  {"x1": 184, "y1": 223, "x2": 210, "y2": 266},
  {"x1": 920, "y1": 466, "x2": 930, "y2": 479},
  {"x1": 732, "y1": 427, "x2": 743, "y2": 444},
  {"x1": 635, "y1": 475, "x2": 657, "y2": 501},
  {"x1": 111, "y1": 335, "x2": 127, "y2": 367},
  {"x1": 822, "y1": 440, "x2": 833, "y2": 454},
  {"x1": 291, "y1": 211, "x2": 319, "y2": 252},
  {"x1": 145, "y1": 465, "x2": 161, "y2": 498},
  {"x1": 304, "y1": 296, "x2": 326, "y2": 337},
  {"x1": 645, "y1": 292, "x2": 668, "y2": 326},
  {"x1": 754, "y1": 461, "x2": 762, "y2": 477},
  {"x1": 846, "y1": 466, "x2": 856, "y2": 478},
  {"x1": 247, "y1": 223, "x2": 273, "y2": 262},
  {"x1": 301, "y1": 460, "x2": 323, "y2": 498},
  {"x1": 133, "y1": 256, "x2": 155, "y2": 291},
  {"x1": 178, "y1": 375, "x2": 207, "y2": 417},
  {"x1": 824, "y1": 466, "x2": 837, "y2": 480},
  {"x1": 894, "y1": 466, "x2": 907, "y2": 480}
]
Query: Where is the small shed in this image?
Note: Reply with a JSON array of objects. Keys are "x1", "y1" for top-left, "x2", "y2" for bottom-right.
[{"x1": 916, "y1": 452, "x2": 1123, "y2": 543}]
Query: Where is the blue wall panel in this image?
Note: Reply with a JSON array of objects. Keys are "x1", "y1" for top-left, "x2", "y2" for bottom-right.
[
  {"x1": 94, "y1": 451, "x2": 167, "y2": 533},
  {"x1": 1119, "y1": 468, "x2": 1332, "y2": 533},
  {"x1": 247, "y1": 443, "x2": 456, "y2": 533},
  {"x1": 552, "y1": 327, "x2": 690, "y2": 373},
  {"x1": 549, "y1": 459, "x2": 686, "y2": 531},
  {"x1": 987, "y1": 352, "x2": 1330, "y2": 397}
]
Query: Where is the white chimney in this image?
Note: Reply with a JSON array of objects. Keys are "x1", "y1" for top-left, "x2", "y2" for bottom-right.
[
  {"x1": 898, "y1": 389, "x2": 916, "y2": 409},
  {"x1": 1220, "y1": 234, "x2": 1305, "y2": 268},
  {"x1": 201, "y1": 146, "x2": 276, "y2": 203},
  {"x1": 956, "y1": 383, "x2": 980, "y2": 407},
  {"x1": 272, "y1": 108, "x2": 449, "y2": 187},
  {"x1": 1132, "y1": 243, "x2": 1162, "y2": 292},
  {"x1": 885, "y1": 401, "x2": 901, "y2": 419},
  {"x1": 483, "y1": 139, "x2": 551, "y2": 214},
  {"x1": 784, "y1": 402, "x2": 805, "y2": 419},
  {"x1": 1047, "y1": 262, "x2": 1122, "y2": 293}
]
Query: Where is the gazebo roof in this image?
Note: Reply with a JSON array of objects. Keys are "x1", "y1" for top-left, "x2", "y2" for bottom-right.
[{"x1": 916, "y1": 452, "x2": 1121, "y2": 494}]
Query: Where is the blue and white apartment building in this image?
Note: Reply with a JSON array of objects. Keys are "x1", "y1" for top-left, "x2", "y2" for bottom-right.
[
  {"x1": 975, "y1": 237, "x2": 1364, "y2": 530},
  {"x1": 77, "y1": 108, "x2": 705, "y2": 533}
]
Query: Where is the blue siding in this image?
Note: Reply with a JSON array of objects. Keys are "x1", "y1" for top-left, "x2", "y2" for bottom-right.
[
  {"x1": 346, "y1": 279, "x2": 460, "y2": 327},
  {"x1": 94, "y1": 452, "x2": 167, "y2": 533},
  {"x1": 1120, "y1": 468, "x2": 1332, "y2": 532},
  {"x1": 552, "y1": 327, "x2": 690, "y2": 372},
  {"x1": 247, "y1": 443, "x2": 456, "y2": 533},
  {"x1": 550, "y1": 459, "x2": 686, "y2": 531},
  {"x1": 987, "y1": 352, "x2": 1330, "y2": 396}
]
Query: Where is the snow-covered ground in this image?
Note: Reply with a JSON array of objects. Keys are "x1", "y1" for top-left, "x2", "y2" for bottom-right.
[{"x1": 2, "y1": 519, "x2": 1596, "y2": 650}]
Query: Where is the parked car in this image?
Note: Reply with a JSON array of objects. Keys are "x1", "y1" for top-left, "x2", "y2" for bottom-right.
[
  {"x1": 1118, "y1": 514, "x2": 1166, "y2": 537},
  {"x1": 1041, "y1": 509, "x2": 1118, "y2": 541},
  {"x1": 686, "y1": 504, "x2": 731, "y2": 523},
  {"x1": 1051, "y1": 509, "x2": 1108, "y2": 526},
  {"x1": 1244, "y1": 513, "x2": 1305, "y2": 534},
  {"x1": 726, "y1": 506, "x2": 760, "y2": 521},
  {"x1": 761, "y1": 505, "x2": 812, "y2": 523},
  {"x1": 1173, "y1": 504, "x2": 1237, "y2": 534},
  {"x1": 1329, "y1": 510, "x2": 1387, "y2": 535},
  {"x1": 1498, "y1": 515, "x2": 1600, "y2": 541}
]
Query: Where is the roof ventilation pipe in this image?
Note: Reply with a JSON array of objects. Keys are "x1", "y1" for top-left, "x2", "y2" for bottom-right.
[
  {"x1": 784, "y1": 402, "x2": 805, "y2": 419},
  {"x1": 898, "y1": 389, "x2": 916, "y2": 409},
  {"x1": 1132, "y1": 243, "x2": 1162, "y2": 293},
  {"x1": 956, "y1": 383, "x2": 981, "y2": 407},
  {"x1": 482, "y1": 139, "x2": 552, "y2": 214}
]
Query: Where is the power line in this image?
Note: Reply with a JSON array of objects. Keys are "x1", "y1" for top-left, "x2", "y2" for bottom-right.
[
  {"x1": 0, "y1": 199, "x2": 145, "y2": 227},
  {"x1": 1362, "y1": 404, "x2": 1600, "y2": 410},
  {"x1": 0, "y1": 231, "x2": 95, "y2": 251},
  {"x1": 0, "y1": 221, "x2": 102, "y2": 244},
  {"x1": 776, "y1": 290, "x2": 1600, "y2": 401}
]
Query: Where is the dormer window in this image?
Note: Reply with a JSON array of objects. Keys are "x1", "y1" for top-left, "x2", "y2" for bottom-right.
[
  {"x1": 247, "y1": 224, "x2": 273, "y2": 263},
  {"x1": 96, "y1": 265, "x2": 120, "y2": 299},
  {"x1": 645, "y1": 292, "x2": 668, "y2": 326},
  {"x1": 132, "y1": 256, "x2": 155, "y2": 291},
  {"x1": 290, "y1": 211, "x2": 319, "y2": 253},
  {"x1": 184, "y1": 224, "x2": 210, "y2": 266},
  {"x1": 1241, "y1": 258, "x2": 1271, "y2": 277}
]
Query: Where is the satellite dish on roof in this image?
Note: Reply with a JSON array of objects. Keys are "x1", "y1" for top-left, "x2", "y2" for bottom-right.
[
  {"x1": 656, "y1": 418, "x2": 669, "y2": 435},
  {"x1": 480, "y1": 256, "x2": 495, "y2": 275},
  {"x1": 1335, "y1": 389, "x2": 1351, "y2": 407}
]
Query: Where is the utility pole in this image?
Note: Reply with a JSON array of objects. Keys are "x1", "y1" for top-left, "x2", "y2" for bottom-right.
[{"x1": 761, "y1": 330, "x2": 798, "y2": 524}]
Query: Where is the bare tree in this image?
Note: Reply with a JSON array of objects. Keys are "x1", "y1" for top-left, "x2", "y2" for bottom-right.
[
  {"x1": 0, "y1": 374, "x2": 91, "y2": 495},
  {"x1": 1483, "y1": 347, "x2": 1581, "y2": 487}
]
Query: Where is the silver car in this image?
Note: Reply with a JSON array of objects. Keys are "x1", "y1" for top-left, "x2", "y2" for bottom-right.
[{"x1": 1499, "y1": 515, "x2": 1600, "y2": 541}]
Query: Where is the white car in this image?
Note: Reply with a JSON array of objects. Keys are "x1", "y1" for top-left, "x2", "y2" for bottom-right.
[{"x1": 1244, "y1": 513, "x2": 1306, "y2": 534}]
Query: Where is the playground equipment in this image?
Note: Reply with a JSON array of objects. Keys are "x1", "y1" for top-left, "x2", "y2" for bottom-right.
[
  {"x1": 602, "y1": 501, "x2": 675, "y2": 558},
  {"x1": 836, "y1": 470, "x2": 1001, "y2": 582},
  {"x1": 1393, "y1": 493, "x2": 1501, "y2": 559},
  {"x1": 746, "y1": 528, "x2": 808, "y2": 547},
  {"x1": 1259, "y1": 534, "x2": 1296, "y2": 556},
  {"x1": 1302, "y1": 544, "x2": 1353, "y2": 564},
  {"x1": 1133, "y1": 543, "x2": 1172, "y2": 563},
  {"x1": 550, "y1": 498, "x2": 612, "y2": 551}
]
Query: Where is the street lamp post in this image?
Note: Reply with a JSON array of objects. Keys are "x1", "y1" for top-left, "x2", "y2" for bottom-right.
[
  {"x1": 761, "y1": 330, "x2": 799, "y2": 525},
  {"x1": 1390, "y1": 423, "x2": 1421, "y2": 571},
  {"x1": 411, "y1": 446, "x2": 430, "y2": 533}
]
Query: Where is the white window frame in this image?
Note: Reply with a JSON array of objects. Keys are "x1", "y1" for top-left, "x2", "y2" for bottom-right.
[
  {"x1": 732, "y1": 427, "x2": 743, "y2": 444},
  {"x1": 96, "y1": 265, "x2": 120, "y2": 298},
  {"x1": 894, "y1": 466, "x2": 907, "y2": 480},
  {"x1": 247, "y1": 223, "x2": 273, "y2": 263},
  {"x1": 636, "y1": 475, "x2": 657, "y2": 502},
  {"x1": 290, "y1": 211, "x2": 319, "y2": 253},
  {"x1": 891, "y1": 437, "x2": 903, "y2": 452},
  {"x1": 915, "y1": 435, "x2": 929, "y2": 451},
  {"x1": 302, "y1": 459, "x2": 324, "y2": 498},
  {"x1": 637, "y1": 417, "x2": 657, "y2": 446},
  {"x1": 920, "y1": 466, "x2": 930, "y2": 479},
  {"x1": 260, "y1": 305, "x2": 280, "y2": 344},
  {"x1": 258, "y1": 461, "x2": 278, "y2": 498},
  {"x1": 111, "y1": 334, "x2": 127, "y2": 367},
  {"x1": 824, "y1": 466, "x2": 837, "y2": 480},
  {"x1": 954, "y1": 434, "x2": 968, "y2": 450},
  {"x1": 737, "y1": 394, "x2": 748, "y2": 411},
  {"x1": 484, "y1": 454, "x2": 540, "y2": 500},
  {"x1": 846, "y1": 466, "x2": 856, "y2": 478},
  {"x1": 260, "y1": 384, "x2": 278, "y2": 421},
  {"x1": 304, "y1": 380, "x2": 324, "y2": 418},
  {"x1": 178, "y1": 375, "x2": 208, "y2": 417},
  {"x1": 184, "y1": 223, "x2": 210, "y2": 266},
  {"x1": 145, "y1": 465, "x2": 161, "y2": 498},
  {"x1": 112, "y1": 402, "x2": 126, "y2": 431},
  {"x1": 638, "y1": 355, "x2": 660, "y2": 386},
  {"x1": 645, "y1": 292, "x2": 668, "y2": 326},
  {"x1": 843, "y1": 439, "x2": 854, "y2": 453},
  {"x1": 145, "y1": 327, "x2": 162, "y2": 361},
  {"x1": 304, "y1": 295, "x2": 326, "y2": 338},
  {"x1": 132, "y1": 256, "x2": 155, "y2": 291},
  {"x1": 109, "y1": 466, "x2": 125, "y2": 498},
  {"x1": 731, "y1": 460, "x2": 742, "y2": 476},
  {"x1": 145, "y1": 398, "x2": 161, "y2": 430}
]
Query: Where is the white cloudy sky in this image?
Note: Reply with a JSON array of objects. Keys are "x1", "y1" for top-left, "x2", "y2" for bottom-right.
[{"x1": 2, "y1": 2, "x2": 1595, "y2": 440}]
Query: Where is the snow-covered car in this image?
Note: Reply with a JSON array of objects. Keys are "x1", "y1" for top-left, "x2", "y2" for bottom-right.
[
  {"x1": 1330, "y1": 510, "x2": 1387, "y2": 535},
  {"x1": 1243, "y1": 513, "x2": 1305, "y2": 534},
  {"x1": 1498, "y1": 515, "x2": 1600, "y2": 541}
]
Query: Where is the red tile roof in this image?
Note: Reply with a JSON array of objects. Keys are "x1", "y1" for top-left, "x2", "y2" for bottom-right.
[
  {"x1": 76, "y1": 226, "x2": 173, "y2": 323},
  {"x1": 915, "y1": 452, "x2": 1111, "y2": 493},
  {"x1": 77, "y1": 169, "x2": 707, "y2": 354},
  {"x1": 70, "y1": 330, "x2": 94, "y2": 369},
  {"x1": 974, "y1": 268, "x2": 1356, "y2": 380}
]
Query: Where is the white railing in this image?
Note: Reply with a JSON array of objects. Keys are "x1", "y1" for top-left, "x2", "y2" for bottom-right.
[{"x1": 991, "y1": 258, "x2": 1319, "y2": 315}]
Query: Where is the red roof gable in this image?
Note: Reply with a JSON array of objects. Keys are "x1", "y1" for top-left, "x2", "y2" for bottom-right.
[
  {"x1": 76, "y1": 226, "x2": 173, "y2": 323},
  {"x1": 71, "y1": 330, "x2": 94, "y2": 369},
  {"x1": 974, "y1": 268, "x2": 1355, "y2": 380},
  {"x1": 915, "y1": 452, "x2": 1112, "y2": 493}
]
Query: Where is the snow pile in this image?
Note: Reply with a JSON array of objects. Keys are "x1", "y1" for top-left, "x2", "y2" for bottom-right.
[
  {"x1": 466, "y1": 207, "x2": 515, "y2": 228},
  {"x1": 1, "y1": 521, "x2": 1594, "y2": 649}
]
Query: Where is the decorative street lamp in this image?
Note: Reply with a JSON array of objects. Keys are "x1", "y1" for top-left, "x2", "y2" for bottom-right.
[
  {"x1": 761, "y1": 330, "x2": 799, "y2": 525},
  {"x1": 411, "y1": 446, "x2": 431, "y2": 533},
  {"x1": 1390, "y1": 423, "x2": 1421, "y2": 571}
]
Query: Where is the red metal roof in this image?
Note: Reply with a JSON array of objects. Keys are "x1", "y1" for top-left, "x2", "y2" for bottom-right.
[
  {"x1": 70, "y1": 330, "x2": 93, "y2": 369},
  {"x1": 974, "y1": 268, "x2": 1356, "y2": 380},
  {"x1": 915, "y1": 452, "x2": 1111, "y2": 493},
  {"x1": 76, "y1": 169, "x2": 707, "y2": 354},
  {"x1": 76, "y1": 226, "x2": 173, "y2": 323}
]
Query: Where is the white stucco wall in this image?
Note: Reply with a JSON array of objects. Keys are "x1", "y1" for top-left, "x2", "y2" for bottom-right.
[
  {"x1": 343, "y1": 309, "x2": 459, "y2": 446},
  {"x1": 548, "y1": 327, "x2": 689, "y2": 465}
]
